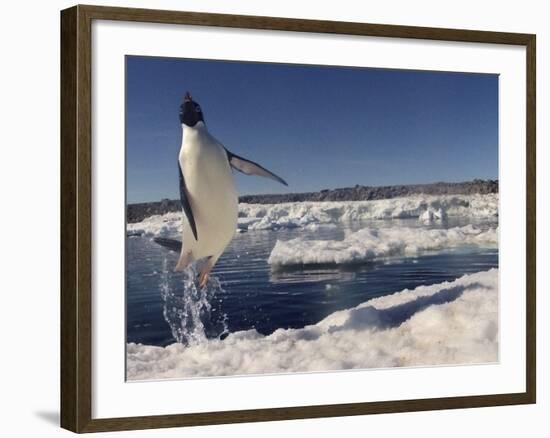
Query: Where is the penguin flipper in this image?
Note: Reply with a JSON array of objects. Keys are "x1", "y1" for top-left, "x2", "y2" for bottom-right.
[
  {"x1": 179, "y1": 165, "x2": 198, "y2": 240},
  {"x1": 226, "y1": 149, "x2": 288, "y2": 186},
  {"x1": 153, "y1": 237, "x2": 182, "y2": 253}
]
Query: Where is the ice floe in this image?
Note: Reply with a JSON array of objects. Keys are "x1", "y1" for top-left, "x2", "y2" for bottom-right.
[
  {"x1": 127, "y1": 194, "x2": 498, "y2": 236},
  {"x1": 126, "y1": 269, "x2": 498, "y2": 380},
  {"x1": 268, "y1": 224, "x2": 498, "y2": 267}
]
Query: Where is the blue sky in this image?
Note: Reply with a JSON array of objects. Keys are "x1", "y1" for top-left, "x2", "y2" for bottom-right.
[{"x1": 126, "y1": 56, "x2": 498, "y2": 204}]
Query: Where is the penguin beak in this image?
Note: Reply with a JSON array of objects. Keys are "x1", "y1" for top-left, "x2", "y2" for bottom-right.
[{"x1": 184, "y1": 91, "x2": 193, "y2": 103}]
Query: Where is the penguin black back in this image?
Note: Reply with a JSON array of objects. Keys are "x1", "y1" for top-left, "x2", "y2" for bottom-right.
[{"x1": 179, "y1": 92, "x2": 204, "y2": 127}]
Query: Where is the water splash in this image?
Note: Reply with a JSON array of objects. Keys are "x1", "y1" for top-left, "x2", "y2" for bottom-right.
[{"x1": 159, "y1": 258, "x2": 228, "y2": 346}]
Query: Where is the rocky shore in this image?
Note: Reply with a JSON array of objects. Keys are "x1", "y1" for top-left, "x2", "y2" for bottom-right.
[{"x1": 127, "y1": 179, "x2": 498, "y2": 223}]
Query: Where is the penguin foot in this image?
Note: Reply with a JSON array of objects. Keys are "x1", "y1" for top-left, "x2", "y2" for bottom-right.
[
  {"x1": 198, "y1": 258, "x2": 215, "y2": 288},
  {"x1": 198, "y1": 271, "x2": 210, "y2": 289}
]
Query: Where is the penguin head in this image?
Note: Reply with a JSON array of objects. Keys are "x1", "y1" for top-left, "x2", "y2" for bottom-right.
[{"x1": 179, "y1": 92, "x2": 204, "y2": 127}]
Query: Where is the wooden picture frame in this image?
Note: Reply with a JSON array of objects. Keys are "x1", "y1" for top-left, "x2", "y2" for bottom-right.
[{"x1": 60, "y1": 4, "x2": 536, "y2": 433}]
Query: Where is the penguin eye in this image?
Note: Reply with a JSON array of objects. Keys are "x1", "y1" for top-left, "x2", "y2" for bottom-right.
[{"x1": 195, "y1": 105, "x2": 201, "y2": 112}]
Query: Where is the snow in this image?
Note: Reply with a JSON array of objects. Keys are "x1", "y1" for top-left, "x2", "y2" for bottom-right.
[
  {"x1": 127, "y1": 211, "x2": 182, "y2": 237},
  {"x1": 419, "y1": 207, "x2": 447, "y2": 223},
  {"x1": 240, "y1": 194, "x2": 497, "y2": 230},
  {"x1": 268, "y1": 224, "x2": 498, "y2": 267},
  {"x1": 127, "y1": 269, "x2": 498, "y2": 380},
  {"x1": 127, "y1": 194, "x2": 498, "y2": 236}
]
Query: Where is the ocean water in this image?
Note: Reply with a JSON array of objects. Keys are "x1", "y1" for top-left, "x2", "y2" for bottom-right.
[{"x1": 126, "y1": 216, "x2": 498, "y2": 347}]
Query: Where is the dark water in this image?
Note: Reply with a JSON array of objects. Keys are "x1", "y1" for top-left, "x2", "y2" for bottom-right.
[{"x1": 126, "y1": 218, "x2": 498, "y2": 347}]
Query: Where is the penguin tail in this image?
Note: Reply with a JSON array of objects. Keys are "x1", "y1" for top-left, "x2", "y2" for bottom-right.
[{"x1": 174, "y1": 250, "x2": 193, "y2": 272}]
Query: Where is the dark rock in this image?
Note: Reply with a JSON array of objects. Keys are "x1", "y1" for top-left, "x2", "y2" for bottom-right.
[{"x1": 127, "y1": 179, "x2": 498, "y2": 223}]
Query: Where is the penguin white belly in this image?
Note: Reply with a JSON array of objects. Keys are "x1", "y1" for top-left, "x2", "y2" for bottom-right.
[{"x1": 179, "y1": 130, "x2": 238, "y2": 261}]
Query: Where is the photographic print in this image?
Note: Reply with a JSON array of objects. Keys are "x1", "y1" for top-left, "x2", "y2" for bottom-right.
[{"x1": 125, "y1": 56, "x2": 499, "y2": 381}]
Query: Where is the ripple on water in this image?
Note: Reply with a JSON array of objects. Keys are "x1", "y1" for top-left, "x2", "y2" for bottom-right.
[{"x1": 126, "y1": 217, "x2": 498, "y2": 346}]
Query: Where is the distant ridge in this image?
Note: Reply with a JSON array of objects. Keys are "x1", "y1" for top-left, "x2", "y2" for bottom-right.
[{"x1": 127, "y1": 179, "x2": 498, "y2": 224}]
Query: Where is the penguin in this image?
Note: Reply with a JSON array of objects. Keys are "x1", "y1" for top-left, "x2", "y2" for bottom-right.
[{"x1": 176, "y1": 92, "x2": 287, "y2": 288}]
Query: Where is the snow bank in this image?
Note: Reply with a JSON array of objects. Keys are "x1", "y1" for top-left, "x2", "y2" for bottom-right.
[
  {"x1": 127, "y1": 211, "x2": 182, "y2": 237},
  {"x1": 127, "y1": 194, "x2": 498, "y2": 236},
  {"x1": 268, "y1": 224, "x2": 497, "y2": 267},
  {"x1": 127, "y1": 269, "x2": 498, "y2": 380},
  {"x1": 239, "y1": 194, "x2": 498, "y2": 231}
]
